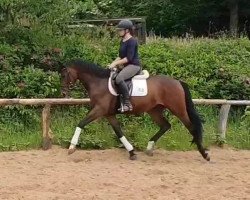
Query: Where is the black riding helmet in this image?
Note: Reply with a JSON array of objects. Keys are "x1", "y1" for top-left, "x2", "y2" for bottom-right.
[{"x1": 116, "y1": 19, "x2": 133, "y2": 30}]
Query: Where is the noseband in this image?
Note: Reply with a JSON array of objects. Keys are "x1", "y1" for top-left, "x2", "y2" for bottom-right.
[{"x1": 62, "y1": 68, "x2": 74, "y2": 90}]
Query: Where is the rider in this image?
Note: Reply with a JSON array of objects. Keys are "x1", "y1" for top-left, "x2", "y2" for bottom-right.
[{"x1": 109, "y1": 19, "x2": 141, "y2": 112}]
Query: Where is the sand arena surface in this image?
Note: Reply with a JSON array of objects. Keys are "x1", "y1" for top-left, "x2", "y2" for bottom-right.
[{"x1": 0, "y1": 146, "x2": 249, "y2": 200}]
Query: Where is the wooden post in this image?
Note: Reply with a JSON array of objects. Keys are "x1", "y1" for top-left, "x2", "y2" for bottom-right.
[
  {"x1": 218, "y1": 104, "x2": 231, "y2": 145},
  {"x1": 42, "y1": 104, "x2": 53, "y2": 150},
  {"x1": 141, "y1": 20, "x2": 147, "y2": 44}
]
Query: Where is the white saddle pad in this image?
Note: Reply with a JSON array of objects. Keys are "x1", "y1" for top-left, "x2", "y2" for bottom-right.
[{"x1": 108, "y1": 70, "x2": 149, "y2": 97}]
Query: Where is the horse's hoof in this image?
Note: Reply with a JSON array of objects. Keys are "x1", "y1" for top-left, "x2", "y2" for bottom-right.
[
  {"x1": 205, "y1": 153, "x2": 210, "y2": 161},
  {"x1": 130, "y1": 154, "x2": 137, "y2": 160},
  {"x1": 145, "y1": 149, "x2": 154, "y2": 157},
  {"x1": 68, "y1": 147, "x2": 76, "y2": 155}
]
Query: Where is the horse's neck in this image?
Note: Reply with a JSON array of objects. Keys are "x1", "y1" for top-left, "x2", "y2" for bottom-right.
[{"x1": 78, "y1": 74, "x2": 108, "y2": 97}]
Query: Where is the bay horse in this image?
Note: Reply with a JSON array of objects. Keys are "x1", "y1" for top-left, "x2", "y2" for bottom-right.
[{"x1": 60, "y1": 59, "x2": 210, "y2": 161}]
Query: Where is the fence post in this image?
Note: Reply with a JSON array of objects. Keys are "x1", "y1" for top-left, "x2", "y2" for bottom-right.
[
  {"x1": 42, "y1": 104, "x2": 53, "y2": 150},
  {"x1": 217, "y1": 104, "x2": 231, "y2": 145}
]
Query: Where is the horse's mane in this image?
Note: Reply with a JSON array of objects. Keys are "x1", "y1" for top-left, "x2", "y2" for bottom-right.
[{"x1": 65, "y1": 59, "x2": 110, "y2": 78}]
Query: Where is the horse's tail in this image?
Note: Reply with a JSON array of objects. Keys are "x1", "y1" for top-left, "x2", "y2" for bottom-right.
[
  {"x1": 180, "y1": 81, "x2": 210, "y2": 161},
  {"x1": 180, "y1": 81, "x2": 203, "y2": 144}
]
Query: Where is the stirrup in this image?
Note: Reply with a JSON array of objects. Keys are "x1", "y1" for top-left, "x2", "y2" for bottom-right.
[{"x1": 118, "y1": 103, "x2": 133, "y2": 113}]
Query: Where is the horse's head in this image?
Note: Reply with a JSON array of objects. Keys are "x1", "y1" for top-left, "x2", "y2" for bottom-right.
[
  {"x1": 60, "y1": 59, "x2": 111, "y2": 97},
  {"x1": 60, "y1": 67, "x2": 77, "y2": 98}
]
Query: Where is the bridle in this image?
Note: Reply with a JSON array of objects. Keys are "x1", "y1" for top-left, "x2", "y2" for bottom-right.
[
  {"x1": 65, "y1": 68, "x2": 75, "y2": 88},
  {"x1": 61, "y1": 68, "x2": 75, "y2": 96}
]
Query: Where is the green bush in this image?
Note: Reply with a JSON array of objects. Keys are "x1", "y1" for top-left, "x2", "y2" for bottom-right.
[
  {"x1": 140, "y1": 38, "x2": 250, "y2": 99},
  {"x1": 1, "y1": 33, "x2": 249, "y2": 100},
  {"x1": 0, "y1": 66, "x2": 60, "y2": 98}
]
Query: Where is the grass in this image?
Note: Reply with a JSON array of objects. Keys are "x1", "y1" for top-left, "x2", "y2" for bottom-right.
[
  {"x1": 0, "y1": 123, "x2": 42, "y2": 151},
  {"x1": 0, "y1": 106, "x2": 249, "y2": 152}
]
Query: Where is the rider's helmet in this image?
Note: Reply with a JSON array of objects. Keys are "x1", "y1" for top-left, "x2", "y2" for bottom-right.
[{"x1": 116, "y1": 19, "x2": 133, "y2": 31}]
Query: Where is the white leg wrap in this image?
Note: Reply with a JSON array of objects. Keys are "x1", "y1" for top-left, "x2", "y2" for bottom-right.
[
  {"x1": 146, "y1": 141, "x2": 155, "y2": 151},
  {"x1": 70, "y1": 127, "x2": 82, "y2": 146},
  {"x1": 120, "y1": 136, "x2": 133, "y2": 152}
]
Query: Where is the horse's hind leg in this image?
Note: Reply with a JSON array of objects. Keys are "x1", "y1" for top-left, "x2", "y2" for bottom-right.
[
  {"x1": 146, "y1": 105, "x2": 171, "y2": 156},
  {"x1": 170, "y1": 106, "x2": 210, "y2": 161},
  {"x1": 180, "y1": 116, "x2": 210, "y2": 161}
]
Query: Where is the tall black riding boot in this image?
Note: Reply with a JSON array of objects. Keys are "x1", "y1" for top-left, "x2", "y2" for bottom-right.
[{"x1": 117, "y1": 80, "x2": 133, "y2": 112}]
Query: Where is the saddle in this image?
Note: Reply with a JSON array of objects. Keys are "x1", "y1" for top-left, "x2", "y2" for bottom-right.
[{"x1": 108, "y1": 69, "x2": 149, "y2": 97}]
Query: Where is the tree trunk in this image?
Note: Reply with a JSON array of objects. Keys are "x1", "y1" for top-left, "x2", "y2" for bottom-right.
[{"x1": 228, "y1": 0, "x2": 239, "y2": 37}]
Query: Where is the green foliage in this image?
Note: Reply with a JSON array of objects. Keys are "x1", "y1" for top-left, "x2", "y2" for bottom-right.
[
  {"x1": 241, "y1": 106, "x2": 250, "y2": 129},
  {"x1": 77, "y1": 0, "x2": 250, "y2": 36},
  {"x1": 0, "y1": 66, "x2": 60, "y2": 98},
  {"x1": 0, "y1": 0, "x2": 79, "y2": 25},
  {"x1": 140, "y1": 38, "x2": 250, "y2": 99},
  {"x1": 1, "y1": 32, "x2": 249, "y2": 100},
  {"x1": 1, "y1": 0, "x2": 250, "y2": 37}
]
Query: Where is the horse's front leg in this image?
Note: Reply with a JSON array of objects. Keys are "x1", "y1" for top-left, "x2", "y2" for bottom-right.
[
  {"x1": 106, "y1": 115, "x2": 136, "y2": 160},
  {"x1": 68, "y1": 106, "x2": 104, "y2": 154}
]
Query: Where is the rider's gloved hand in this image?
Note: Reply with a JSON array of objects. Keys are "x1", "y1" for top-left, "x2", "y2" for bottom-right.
[
  {"x1": 107, "y1": 65, "x2": 117, "y2": 72},
  {"x1": 108, "y1": 62, "x2": 117, "y2": 69}
]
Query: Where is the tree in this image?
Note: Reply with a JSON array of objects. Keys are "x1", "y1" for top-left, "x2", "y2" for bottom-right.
[{"x1": 226, "y1": 0, "x2": 239, "y2": 37}]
